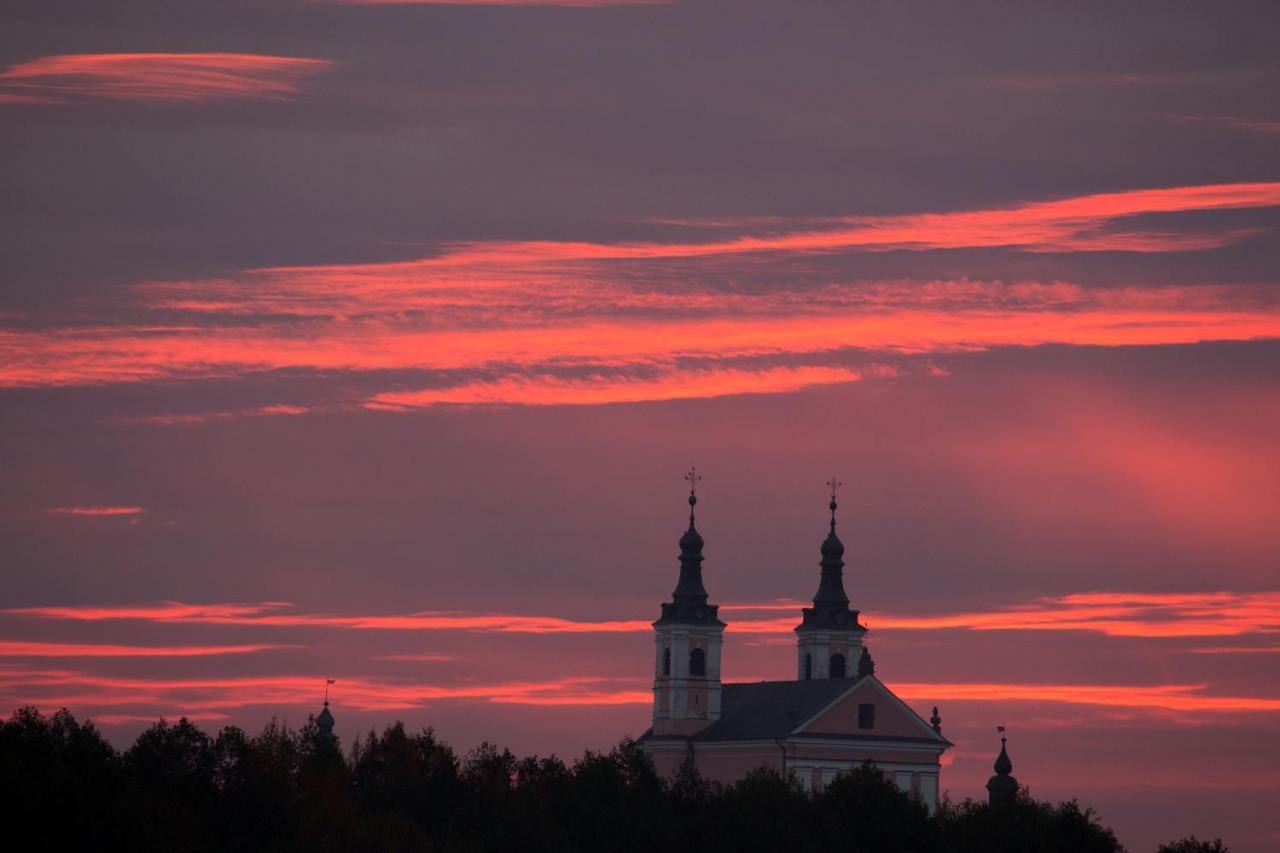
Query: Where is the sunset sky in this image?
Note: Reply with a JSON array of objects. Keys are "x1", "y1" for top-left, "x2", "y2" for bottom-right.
[{"x1": 3, "y1": 2, "x2": 1279, "y2": 850}]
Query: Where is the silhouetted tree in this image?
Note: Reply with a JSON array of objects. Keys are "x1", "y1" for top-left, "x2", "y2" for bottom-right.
[
  {"x1": 349, "y1": 721, "x2": 460, "y2": 850},
  {"x1": 705, "y1": 767, "x2": 811, "y2": 853},
  {"x1": 937, "y1": 788, "x2": 1125, "y2": 853},
  {"x1": 0, "y1": 707, "x2": 123, "y2": 848},
  {"x1": 124, "y1": 717, "x2": 218, "y2": 852},
  {"x1": 815, "y1": 762, "x2": 934, "y2": 853},
  {"x1": 212, "y1": 720, "x2": 304, "y2": 852},
  {"x1": 3, "y1": 708, "x2": 1158, "y2": 853}
]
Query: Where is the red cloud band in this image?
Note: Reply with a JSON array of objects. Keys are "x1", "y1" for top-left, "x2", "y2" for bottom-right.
[
  {"x1": 3, "y1": 668, "x2": 1276, "y2": 717},
  {"x1": 0, "y1": 642, "x2": 288, "y2": 658},
  {"x1": 0, "y1": 53, "x2": 332, "y2": 104},
  {"x1": 45, "y1": 506, "x2": 146, "y2": 517},
  {"x1": 3, "y1": 181, "x2": 1279, "y2": 397},
  {"x1": 8, "y1": 591, "x2": 1280, "y2": 639}
]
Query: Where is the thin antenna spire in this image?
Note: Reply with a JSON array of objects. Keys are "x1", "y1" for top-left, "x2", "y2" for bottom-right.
[
  {"x1": 325, "y1": 677, "x2": 335, "y2": 706},
  {"x1": 826, "y1": 476, "x2": 842, "y2": 532},
  {"x1": 685, "y1": 467, "x2": 701, "y2": 524}
]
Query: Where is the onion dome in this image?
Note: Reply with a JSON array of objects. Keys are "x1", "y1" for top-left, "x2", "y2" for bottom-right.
[
  {"x1": 986, "y1": 733, "x2": 1018, "y2": 804},
  {"x1": 316, "y1": 699, "x2": 336, "y2": 743},
  {"x1": 820, "y1": 499, "x2": 845, "y2": 560},
  {"x1": 678, "y1": 493, "x2": 705, "y2": 555}
]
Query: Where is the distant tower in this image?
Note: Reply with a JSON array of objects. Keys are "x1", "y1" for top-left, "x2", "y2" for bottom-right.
[
  {"x1": 317, "y1": 679, "x2": 336, "y2": 743},
  {"x1": 651, "y1": 469, "x2": 725, "y2": 736},
  {"x1": 986, "y1": 728, "x2": 1018, "y2": 804},
  {"x1": 796, "y1": 479, "x2": 867, "y2": 679}
]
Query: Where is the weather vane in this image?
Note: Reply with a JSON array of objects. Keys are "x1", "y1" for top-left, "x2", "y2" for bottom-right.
[
  {"x1": 325, "y1": 677, "x2": 336, "y2": 706},
  {"x1": 685, "y1": 467, "x2": 701, "y2": 522},
  {"x1": 826, "y1": 476, "x2": 842, "y2": 529}
]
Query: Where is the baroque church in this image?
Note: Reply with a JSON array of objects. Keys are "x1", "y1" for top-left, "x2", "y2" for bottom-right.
[{"x1": 637, "y1": 476, "x2": 953, "y2": 811}]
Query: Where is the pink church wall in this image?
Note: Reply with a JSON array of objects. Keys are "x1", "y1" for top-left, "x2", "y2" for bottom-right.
[
  {"x1": 690, "y1": 747, "x2": 784, "y2": 785},
  {"x1": 802, "y1": 682, "x2": 929, "y2": 738},
  {"x1": 790, "y1": 745, "x2": 937, "y2": 765},
  {"x1": 648, "y1": 742, "x2": 937, "y2": 785},
  {"x1": 648, "y1": 747, "x2": 688, "y2": 778}
]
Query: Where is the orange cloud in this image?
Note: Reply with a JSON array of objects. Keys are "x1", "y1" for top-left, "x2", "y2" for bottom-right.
[
  {"x1": 4, "y1": 601, "x2": 654, "y2": 633},
  {"x1": 0, "y1": 53, "x2": 332, "y2": 104},
  {"x1": 0, "y1": 668, "x2": 652, "y2": 713},
  {"x1": 0, "y1": 641, "x2": 288, "y2": 658},
  {"x1": 6, "y1": 602, "x2": 289, "y2": 622},
  {"x1": 369, "y1": 365, "x2": 866, "y2": 409},
  {"x1": 2, "y1": 181, "x2": 1278, "y2": 400},
  {"x1": 116, "y1": 404, "x2": 310, "y2": 426},
  {"x1": 3, "y1": 666, "x2": 1276, "y2": 720},
  {"x1": 892, "y1": 682, "x2": 1280, "y2": 713},
  {"x1": 45, "y1": 506, "x2": 146, "y2": 517},
  {"x1": 9, "y1": 591, "x2": 1278, "y2": 639},
  {"x1": 2, "y1": 282, "x2": 1276, "y2": 393},
  {"x1": 872, "y1": 592, "x2": 1280, "y2": 638}
]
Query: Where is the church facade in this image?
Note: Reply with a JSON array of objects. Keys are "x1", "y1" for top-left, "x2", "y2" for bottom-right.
[{"x1": 638, "y1": 479, "x2": 952, "y2": 812}]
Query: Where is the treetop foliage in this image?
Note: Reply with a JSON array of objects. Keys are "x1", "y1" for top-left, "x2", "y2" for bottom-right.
[{"x1": 0, "y1": 707, "x2": 1223, "y2": 853}]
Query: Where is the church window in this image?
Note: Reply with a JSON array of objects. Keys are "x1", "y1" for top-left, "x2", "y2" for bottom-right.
[
  {"x1": 690, "y1": 647, "x2": 706, "y2": 676},
  {"x1": 804, "y1": 653, "x2": 812, "y2": 680},
  {"x1": 663, "y1": 648, "x2": 671, "y2": 676},
  {"x1": 858, "y1": 703, "x2": 875, "y2": 729},
  {"x1": 829, "y1": 653, "x2": 846, "y2": 678}
]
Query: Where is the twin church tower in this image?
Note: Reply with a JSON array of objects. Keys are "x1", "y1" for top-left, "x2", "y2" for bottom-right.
[{"x1": 639, "y1": 471, "x2": 953, "y2": 809}]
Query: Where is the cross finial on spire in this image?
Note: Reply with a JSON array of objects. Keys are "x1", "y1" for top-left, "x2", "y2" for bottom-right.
[
  {"x1": 826, "y1": 476, "x2": 841, "y2": 531},
  {"x1": 685, "y1": 467, "x2": 701, "y2": 522}
]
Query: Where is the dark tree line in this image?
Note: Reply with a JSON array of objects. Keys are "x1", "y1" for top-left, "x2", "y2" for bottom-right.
[{"x1": 0, "y1": 707, "x2": 1224, "y2": 853}]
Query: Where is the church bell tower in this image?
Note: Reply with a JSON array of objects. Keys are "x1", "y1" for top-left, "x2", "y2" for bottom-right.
[
  {"x1": 795, "y1": 479, "x2": 867, "y2": 679},
  {"x1": 651, "y1": 469, "x2": 725, "y2": 736}
]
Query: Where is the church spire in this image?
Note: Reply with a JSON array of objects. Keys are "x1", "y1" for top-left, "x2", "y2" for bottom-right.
[
  {"x1": 986, "y1": 727, "x2": 1019, "y2": 804},
  {"x1": 657, "y1": 468, "x2": 721, "y2": 625},
  {"x1": 795, "y1": 478, "x2": 866, "y2": 680},
  {"x1": 316, "y1": 678, "x2": 336, "y2": 742},
  {"x1": 812, "y1": 477, "x2": 850, "y2": 608}
]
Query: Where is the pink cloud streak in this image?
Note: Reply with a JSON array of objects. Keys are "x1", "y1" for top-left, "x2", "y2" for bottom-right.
[
  {"x1": 45, "y1": 506, "x2": 146, "y2": 517},
  {"x1": 0, "y1": 641, "x2": 289, "y2": 658},
  {"x1": 0, "y1": 53, "x2": 332, "y2": 104},
  {"x1": 3, "y1": 668, "x2": 1276, "y2": 718},
  {"x1": 8, "y1": 591, "x2": 1279, "y2": 639},
  {"x1": 2, "y1": 181, "x2": 1278, "y2": 399}
]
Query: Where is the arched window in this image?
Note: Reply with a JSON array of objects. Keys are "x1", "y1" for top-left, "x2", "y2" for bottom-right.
[
  {"x1": 689, "y1": 647, "x2": 706, "y2": 676},
  {"x1": 829, "y1": 653, "x2": 846, "y2": 678},
  {"x1": 804, "y1": 653, "x2": 812, "y2": 680},
  {"x1": 663, "y1": 648, "x2": 671, "y2": 676}
]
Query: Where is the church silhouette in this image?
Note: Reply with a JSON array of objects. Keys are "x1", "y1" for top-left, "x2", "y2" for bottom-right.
[{"x1": 637, "y1": 471, "x2": 957, "y2": 809}]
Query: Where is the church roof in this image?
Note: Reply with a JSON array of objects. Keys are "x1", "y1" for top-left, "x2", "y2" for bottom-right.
[
  {"x1": 693, "y1": 679, "x2": 851, "y2": 740},
  {"x1": 638, "y1": 677, "x2": 952, "y2": 745}
]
